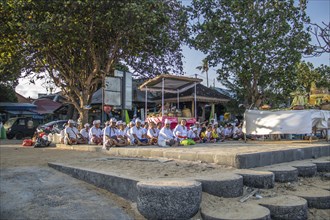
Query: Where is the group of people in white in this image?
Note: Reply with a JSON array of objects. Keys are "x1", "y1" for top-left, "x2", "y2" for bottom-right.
[{"x1": 61, "y1": 118, "x2": 244, "y2": 150}]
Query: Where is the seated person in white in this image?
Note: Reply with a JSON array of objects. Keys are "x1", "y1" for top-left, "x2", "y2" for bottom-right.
[
  {"x1": 123, "y1": 122, "x2": 129, "y2": 133},
  {"x1": 233, "y1": 123, "x2": 244, "y2": 140},
  {"x1": 116, "y1": 121, "x2": 128, "y2": 146},
  {"x1": 147, "y1": 121, "x2": 159, "y2": 145},
  {"x1": 60, "y1": 123, "x2": 67, "y2": 144},
  {"x1": 79, "y1": 123, "x2": 90, "y2": 144},
  {"x1": 131, "y1": 119, "x2": 149, "y2": 145},
  {"x1": 222, "y1": 123, "x2": 233, "y2": 140},
  {"x1": 89, "y1": 120, "x2": 103, "y2": 145},
  {"x1": 195, "y1": 122, "x2": 202, "y2": 137},
  {"x1": 64, "y1": 120, "x2": 80, "y2": 145},
  {"x1": 126, "y1": 121, "x2": 135, "y2": 145},
  {"x1": 142, "y1": 121, "x2": 148, "y2": 134},
  {"x1": 103, "y1": 118, "x2": 117, "y2": 149},
  {"x1": 158, "y1": 119, "x2": 178, "y2": 147},
  {"x1": 187, "y1": 126, "x2": 196, "y2": 139},
  {"x1": 173, "y1": 119, "x2": 188, "y2": 142}
]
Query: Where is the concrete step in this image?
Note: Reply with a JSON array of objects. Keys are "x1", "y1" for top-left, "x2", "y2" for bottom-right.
[
  {"x1": 56, "y1": 142, "x2": 330, "y2": 169},
  {"x1": 48, "y1": 157, "x2": 330, "y2": 219}
]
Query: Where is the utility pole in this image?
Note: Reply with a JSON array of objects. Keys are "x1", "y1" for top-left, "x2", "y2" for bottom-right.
[
  {"x1": 195, "y1": 74, "x2": 198, "y2": 78},
  {"x1": 213, "y1": 79, "x2": 215, "y2": 88}
]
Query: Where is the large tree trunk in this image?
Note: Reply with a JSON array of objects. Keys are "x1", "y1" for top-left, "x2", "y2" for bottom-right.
[{"x1": 78, "y1": 109, "x2": 89, "y2": 128}]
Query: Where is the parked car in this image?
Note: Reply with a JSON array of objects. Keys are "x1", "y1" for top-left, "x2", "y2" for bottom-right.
[
  {"x1": 37, "y1": 120, "x2": 68, "y2": 134},
  {"x1": 4, "y1": 117, "x2": 43, "y2": 140}
]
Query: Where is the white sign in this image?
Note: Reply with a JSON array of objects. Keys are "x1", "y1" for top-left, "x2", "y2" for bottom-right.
[{"x1": 104, "y1": 77, "x2": 121, "y2": 106}]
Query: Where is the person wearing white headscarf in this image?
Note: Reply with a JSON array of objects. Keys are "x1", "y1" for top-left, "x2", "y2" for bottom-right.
[
  {"x1": 89, "y1": 120, "x2": 103, "y2": 145},
  {"x1": 126, "y1": 121, "x2": 135, "y2": 145},
  {"x1": 79, "y1": 123, "x2": 90, "y2": 144},
  {"x1": 173, "y1": 119, "x2": 188, "y2": 142},
  {"x1": 147, "y1": 121, "x2": 159, "y2": 145},
  {"x1": 64, "y1": 120, "x2": 79, "y2": 145},
  {"x1": 103, "y1": 118, "x2": 119, "y2": 149},
  {"x1": 158, "y1": 119, "x2": 178, "y2": 147},
  {"x1": 131, "y1": 119, "x2": 149, "y2": 145}
]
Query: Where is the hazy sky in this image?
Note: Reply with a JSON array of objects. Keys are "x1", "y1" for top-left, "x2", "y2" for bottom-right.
[{"x1": 16, "y1": 0, "x2": 329, "y2": 98}]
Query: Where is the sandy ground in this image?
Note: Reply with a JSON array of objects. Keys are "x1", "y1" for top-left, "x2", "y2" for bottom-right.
[{"x1": 1, "y1": 140, "x2": 329, "y2": 219}]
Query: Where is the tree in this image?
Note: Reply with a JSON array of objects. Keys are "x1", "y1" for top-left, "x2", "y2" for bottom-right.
[
  {"x1": 196, "y1": 58, "x2": 209, "y2": 87},
  {"x1": 0, "y1": 84, "x2": 17, "y2": 102},
  {"x1": 189, "y1": 0, "x2": 310, "y2": 107},
  {"x1": 2, "y1": 0, "x2": 188, "y2": 124},
  {"x1": 306, "y1": 22, "x2": 330, "y2": 57}
]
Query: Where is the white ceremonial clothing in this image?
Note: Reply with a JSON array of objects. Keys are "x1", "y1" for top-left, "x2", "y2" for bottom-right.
[
  {"x1": 80, "y1": 128, "x2": 89, "y2": 139},
  {"x1": 205, "y1": 130, "x2": 212, "y2": 139},
  {"x1": 131, "y1": 126, "x2": 146, "y2": 140},
  {"x1": 147, "y1": 128, "x2": 159, "y2": 138},
  {"x1": 187, "y1": 130, "x2": 196, "y2": 139},
  {"x1": 158, "y1": 127, "x2": 175, "y2": 147},
  {"x1": 173, "y1": 124, "x2": 188, "y2": 140},
  {"x1": 65, "y1": 126, "x2": 79, "y2": 139},
  {"x1": 89, "y1": 126, "x2": 103, "y2": 143},
  {"x1": 126, "y1": 127, "x2": 134, "y2": 145},
  {"x1": 223, "y1": 127, "x2": 232, "y2": 136}
]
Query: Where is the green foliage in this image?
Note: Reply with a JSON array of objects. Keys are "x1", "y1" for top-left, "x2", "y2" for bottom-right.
[
  {"x1": 314, "y1": 64, "x2": 330, "y2": 89},
  {"x1": 189, "y1": 0, "x2": 311, "y2": 107},
  {"x1": 2, "y1": 0, "x2": 188, "y2": 123},
  {"x1": 293, "y1": 62, "x2": 330, "y2": 92},
  {"x1": 0, "y1": 84, "x2": 17, "y2": 102}
]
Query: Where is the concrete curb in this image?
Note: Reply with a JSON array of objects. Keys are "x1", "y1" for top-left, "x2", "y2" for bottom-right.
[
  {"x1": 234, "y1": 170, "x2": 275, "y2": 189},
  {"x1": 236, "y1": 145, "x2": 330, "y2": 168},
  {"x1": 258, "y1": 195, "x2": 308, "y2": 220},
  {"x1": 48, "y1": 162, "x2": 139, "y2": 202},
  {"x1": 312, "y1": 160, "x2": 330, "y2": 172},
  {"x1": 266, "y1": 166, "x2": 298, "y2": 183},
  {"x1": 55, "y1": 143, "x2": 330, "y2": 169},
  {"x1": 56, "y1": 144, "x2": 102, "y2": 152},
  {"x1": 137, "y1": 180, "x2": 202, "y2": 220},
  {"x1": 291, "y1": 163, "x2": 317, "y2": 177},
  {"x1": 196, "y1": 173, "x2": 243, "y2": 198}
]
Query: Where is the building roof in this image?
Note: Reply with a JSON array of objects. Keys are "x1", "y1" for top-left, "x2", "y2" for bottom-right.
[
  {"x1": 32, "y1": 98, "x2": 62, "y2": 114},
  {"x1": 152, "y1": 84, "x2": 231, "y2": 104},
  {"x1": 139, "y1": 74, "x2": 202, "y2": 93},
  {"x1": 0, "y1": 102, "x2": 37, "y2": 110},
  {"x1": 15, "y1": 92, "x2": 34, "y2": 103}
]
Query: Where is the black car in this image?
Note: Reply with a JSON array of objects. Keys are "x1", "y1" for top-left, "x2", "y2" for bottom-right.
[
  {"x1": 37, "y1": 120, "x2": 68, "y2": 134},
  {"x1": 4, "y1": 117, "x2": 43, "y2": 139}
]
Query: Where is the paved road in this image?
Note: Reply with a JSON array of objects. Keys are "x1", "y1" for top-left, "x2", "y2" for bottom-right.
[
  {"x1": 0, "y1": 143, "x2": 136, "y2": 220},
  {"x1": 1, "y1": 167, "x2": 132, "y2": 220}
]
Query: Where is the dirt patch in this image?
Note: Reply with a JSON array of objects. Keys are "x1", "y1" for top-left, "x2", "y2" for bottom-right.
[{"x1": 65, "y1": 157, "x2": 234, "y2": 180}]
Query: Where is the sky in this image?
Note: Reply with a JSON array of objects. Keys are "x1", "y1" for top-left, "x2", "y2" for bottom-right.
[{"x1": 16, "y1": 0, "x2": 330, "y2": 99}]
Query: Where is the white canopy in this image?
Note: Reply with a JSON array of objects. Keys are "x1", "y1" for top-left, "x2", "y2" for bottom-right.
[{"x1": 243, "y1": 109, "x2": 330, "y2": 135}]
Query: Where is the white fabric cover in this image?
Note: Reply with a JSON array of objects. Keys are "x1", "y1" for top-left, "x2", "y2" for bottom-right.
[{"x1": 243, "y1": 110, "x2": 330, "y2": 135}]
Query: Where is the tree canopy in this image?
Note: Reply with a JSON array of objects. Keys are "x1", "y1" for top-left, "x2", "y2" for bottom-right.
[
  {"x1": 189, "y1": 0, "x2": 311, "y2": 107},
  {"x1": 2, "y1": 0, "x2": 188, "y2": 123}
]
